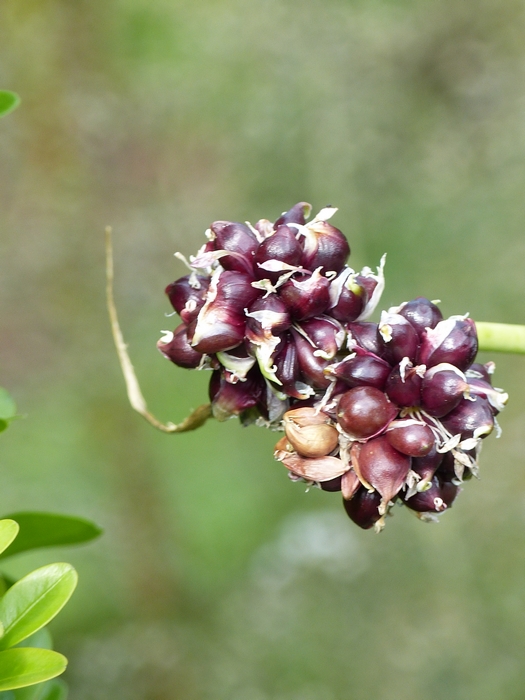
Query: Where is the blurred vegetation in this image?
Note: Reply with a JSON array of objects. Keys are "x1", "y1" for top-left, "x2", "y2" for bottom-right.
[{"x1": 1, "y1": 0, "x2": 525, "y2": 697}]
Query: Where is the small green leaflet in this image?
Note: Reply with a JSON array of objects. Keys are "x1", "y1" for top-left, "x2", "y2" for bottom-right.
[
  {"x1": 0, "y1": 564, "x2": 77, "y2": 650},
  {"x1": 0, "y1": 513, "x2": 102, "y2": 559},
  {"x1": 0, "y1": 92, "x2": 20, "y2": 119},
  {"x1": 0, "y1": 649, "x2": 66, "y2": 691}
]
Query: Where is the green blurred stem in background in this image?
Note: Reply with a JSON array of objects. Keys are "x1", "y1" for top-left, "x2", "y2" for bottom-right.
[{"x1": 476, "y1": 322, "x2": 525, "y2": 355}]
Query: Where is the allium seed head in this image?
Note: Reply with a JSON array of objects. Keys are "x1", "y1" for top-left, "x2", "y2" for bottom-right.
[{"x1": 160, "y1": 203, "x2": 507, "y2": 531}]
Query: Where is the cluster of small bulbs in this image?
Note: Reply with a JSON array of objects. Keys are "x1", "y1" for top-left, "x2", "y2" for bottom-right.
[{"x1": 158, "y1": 203, "x2": 508, "y2": 531}]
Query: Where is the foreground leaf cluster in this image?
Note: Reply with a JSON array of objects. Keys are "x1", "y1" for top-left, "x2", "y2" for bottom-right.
[{"x1": 0, "y1": 386, "x2": 101, "y2": 697}]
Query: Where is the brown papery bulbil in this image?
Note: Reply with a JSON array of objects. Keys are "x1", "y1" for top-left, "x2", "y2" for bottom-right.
[{"x1": 283, "y1": 407, "x2": 339, "y2": 458}]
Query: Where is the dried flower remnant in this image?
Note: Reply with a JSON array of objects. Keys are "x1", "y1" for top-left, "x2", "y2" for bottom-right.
[{"x1": 159, "y1": 205, "x2": 508, "y2": 531}]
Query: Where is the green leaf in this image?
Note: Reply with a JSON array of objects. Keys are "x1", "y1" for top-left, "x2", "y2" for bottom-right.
[
  {"x1": 0, "y1": 522, "x2": 19, "y2": 558},
  {"x1": 0, "y1": 513, "x2": 102, "y2": 559},
  {"x1": 0, "y1": 92, "x2": 20, "y2": 118},
  {"x1": 0, "y1": 564, "x2": 77, "y2": 650},
  {"x1": 0, "y1": 649, "x2": 66, "y2": 691}
]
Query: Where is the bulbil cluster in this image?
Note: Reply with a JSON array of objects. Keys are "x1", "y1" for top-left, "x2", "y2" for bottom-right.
[{"x1": 159, "y1": 203, "x2": 508, "y2": 531}]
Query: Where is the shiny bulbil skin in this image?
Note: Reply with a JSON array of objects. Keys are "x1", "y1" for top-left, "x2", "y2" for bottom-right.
[{"x1": 158, "y1": 203, "x2": 508, "y2": 531}]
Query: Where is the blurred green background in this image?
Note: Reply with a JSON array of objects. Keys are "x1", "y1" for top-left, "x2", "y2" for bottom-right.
[{"x1": 1, "y1": 0, "x2": 525, "y2": 697}]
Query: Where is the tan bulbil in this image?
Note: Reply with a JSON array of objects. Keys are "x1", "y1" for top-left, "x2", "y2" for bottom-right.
[{"x1": 283, "y1": 407, "x2": 339, "y2": 458}]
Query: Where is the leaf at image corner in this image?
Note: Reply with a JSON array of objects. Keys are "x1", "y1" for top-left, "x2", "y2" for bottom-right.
[
  {"x1": 0, "y1": 564, "x2": 77, "y2": 650},
  {"x1": 0, "y1": 649, "x2": 66, "y2": 691},
  {"x1": 0, "y1": 92, "x2": 20, "y2": 118},
  {"x1": 0, "y1": 513, "x2": 102, "y2": 560}
]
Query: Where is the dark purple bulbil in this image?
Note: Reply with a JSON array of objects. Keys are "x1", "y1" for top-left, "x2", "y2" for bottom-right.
[
  {"x1": 418, "y1": 317, "x2": 478, "y2": 371},
  {"x1": 329, "y1": 350, "x2": 391, "y2": 390},
  {"x1": 246, "y1": 295, "x2": 291, "y2": 337},
  {"x1": 396, "y1": 297, "x2": 443, "y2": 336},
  {"x1": 385, "y1": 362, "x2": 423, "y2": 406},
  {"x1": 343, "y1": 487, "x2": 383, "y2": 529},
  {"x1": 278, "y1": 272, "x2": 331, "y2": 321},
  {"x1": 411, "y1": 446, "x2": 443, "y2": 482},
  {"x1": 378, "y1": 313, "x2": 419, "y2": 365},
  {"x1": 274, "y1": 202, "x2": 311, "y2": 227},
  {"x1": 165, "y1": 274, "x2": 209, "y2": 324},
  {"x1": 300, "y1": 220, "x2": 350, "y2": 274},
  {"x1": 329, "y1": 271, "x2": 367, "y2": 323},
  {"x1": 210, "y1": 221, "x2": 259, "y2": 274},
  {"x1": 157, "y1": 325, "x2": 203, "y2": 369},
  {"x1": 254, "y1": 225, "x2": 303, "y2": 281},
  {"x1": 208, "y1": 368, "x2": 265, "y2": 422},
  {"x1": 271, "y1": 335, "x2": 302, "y2": 398},
  {"x1": 403, "y1": 476, "x2": 459, "y2": 513},
  {"x1": 420, "y1": 364, "x2": 469, "y2": 417},
  {"x1": 299, "y1": 317, "x2": 344, "y2": 360},
  {"x1": 441, "y1": 395, "x2": 494, "y2": 439},
  {"x1": 160, "y1": 202, "x2": 507, "y2": 532},
  {"x1": 347, "y1": 322, "x2": 384, "y2": 357},
  {"x1": 291, "y1": 329, "x2": 332, "y2": 390}
]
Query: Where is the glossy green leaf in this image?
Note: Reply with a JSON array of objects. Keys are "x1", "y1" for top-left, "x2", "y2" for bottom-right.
[
  {"x1": 0, "y1": 649, "x2": 66, "y2": 691},
  {"x1": 0, "y1": 92, "x2": 20, "y2": 118},
  {"x1": 0, "y1": 522, "x2": 19, "y2": 558},
  {"x1": 0, "y1": 513, "x2": 102, "y2": 559},
  {"x1": 0, "y1": 564, "x2": 77, "y2": 650}
]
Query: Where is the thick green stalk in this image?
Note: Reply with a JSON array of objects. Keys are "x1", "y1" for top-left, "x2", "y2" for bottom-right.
[{"x1": 476, "y1": 322, "x2": 525, "y2": 355}]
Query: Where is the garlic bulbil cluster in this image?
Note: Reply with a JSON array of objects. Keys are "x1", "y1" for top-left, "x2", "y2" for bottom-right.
[{"x1": 159, "y1": 203, "x2": 508, "y2": 531}]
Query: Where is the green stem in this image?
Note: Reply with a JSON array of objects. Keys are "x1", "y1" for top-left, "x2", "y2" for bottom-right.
[{"x1": 476, "y1": 322, "x2": 525, "y2": 355}]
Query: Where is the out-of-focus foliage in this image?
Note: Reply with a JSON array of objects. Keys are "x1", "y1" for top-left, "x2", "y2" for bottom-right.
[
  {"x1": 1, "y1": 0, "x2": 525, "y2": 698},
  {"x1": 0, "y1": 91, "x2": 20, "y2": 118},
  {"x1": 0, "y1": 521, "x2": 74, "y2": 693},
  {"x1": 0, "y1": 513, "x2": 102, "y2": 560},
  {"x1": 0, "y1": 386, "x2": 100, "y2": 696}
]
